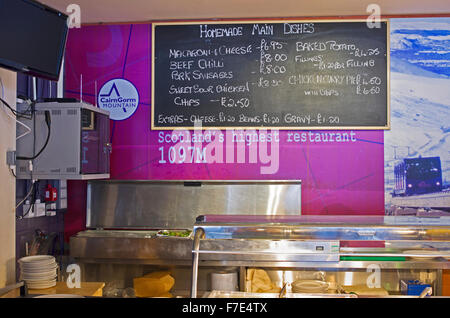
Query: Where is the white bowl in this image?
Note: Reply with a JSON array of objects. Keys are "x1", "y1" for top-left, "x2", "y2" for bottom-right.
[
  {"x1": 25, "y1": 277, "x2": 57, "y2": 283},
  {"x1": 21, "y1": 263, "x2": 58, "y2": 271},
  {"x1": 20, "y1": 260, "x2": 56, "y2": 267},
  {"x1": 21, "y1": 271, "x2": 57, "y2": 278},
  {"x1": 19, "y1": 255, "x2": 55, "y2": 265},
  {"x1": 27, "y1": 280, "x2": 57, "y2": 289},
  {"x1": 21, "y1": 273, "x2": 57, "y2": 281}
]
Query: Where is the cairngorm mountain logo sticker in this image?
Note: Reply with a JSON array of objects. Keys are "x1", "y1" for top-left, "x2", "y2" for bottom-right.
[{"x1": 98, "y1": 78, "x2": 139, "y2": 120}]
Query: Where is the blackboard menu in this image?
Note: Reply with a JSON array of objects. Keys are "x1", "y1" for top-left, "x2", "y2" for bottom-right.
[{"x1": 151, "y1": 20, "x2": 389, "y2": 130}]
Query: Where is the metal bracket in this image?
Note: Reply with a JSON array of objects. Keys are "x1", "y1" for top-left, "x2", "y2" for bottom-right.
[
  {"x1": 6, "y1": 150, "x2": 16, "y2": 166},
  {"x1": 0, "y1": 281, "x2": 27, "y2": 298}
]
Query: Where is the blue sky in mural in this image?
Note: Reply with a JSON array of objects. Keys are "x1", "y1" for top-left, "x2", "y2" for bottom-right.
[
  {"x1": 390, "y1": 18, "x2": 450, "y2": 77},
  {"x1": 385, "y1": 18, "x2": 450, "y2": 207}
]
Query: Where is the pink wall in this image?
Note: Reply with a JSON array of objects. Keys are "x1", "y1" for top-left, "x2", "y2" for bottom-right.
[{"x1": 64, "y1": 24, "x2": 384, "y2": 238}]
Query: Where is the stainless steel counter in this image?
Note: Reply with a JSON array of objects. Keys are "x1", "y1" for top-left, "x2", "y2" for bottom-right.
[
  {"x1": 69, "y1": 179, "x2": 450, "y2": 298},
  {"x1": 69, "y1": 215, "x2": 450, "y2": 298},
  {"x1": 70, "y1": 216, "x2": 450, "y2": 269}
]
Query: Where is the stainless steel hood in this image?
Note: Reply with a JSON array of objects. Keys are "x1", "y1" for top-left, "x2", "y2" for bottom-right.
[{"x1": 86, "y1": 180, "x2": 302, "y2": 230}]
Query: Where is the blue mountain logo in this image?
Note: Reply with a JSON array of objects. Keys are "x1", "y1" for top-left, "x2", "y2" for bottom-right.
[
  {"x1": 98, "y1": 79, "x2": 140, "y2": 121},
  {"x1": 100, "y1": 83, "x2": 126, "y2": 112}
]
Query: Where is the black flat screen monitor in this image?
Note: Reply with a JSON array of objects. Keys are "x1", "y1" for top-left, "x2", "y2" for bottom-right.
[{"x1": 0, "y1": 0, "x2": 68, "y2": 81}]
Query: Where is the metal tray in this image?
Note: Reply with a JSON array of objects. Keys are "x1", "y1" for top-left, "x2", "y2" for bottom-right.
[{"x1": 205, "y1": 290, "x2": 357, "y2": 298}]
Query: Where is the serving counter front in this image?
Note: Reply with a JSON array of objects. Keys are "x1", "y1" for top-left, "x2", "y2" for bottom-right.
[{"x1": 70, "y1": 214, "x2": 450, "y2": 298}]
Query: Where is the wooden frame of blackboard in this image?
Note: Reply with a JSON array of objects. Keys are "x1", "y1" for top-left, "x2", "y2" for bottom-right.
[{"x1": 151, "y1": 19, "x2": 390, "y2": 131}]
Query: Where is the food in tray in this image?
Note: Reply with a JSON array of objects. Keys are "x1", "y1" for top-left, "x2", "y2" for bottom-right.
[
  {"x1": 246, "y1": 268, "x2": 281, "y2": 293},
  {"x1": 133, "y1": 271, "x2": 175, "y2": 298},
  {"x1": 157, "y1": 229, "x2": 192, "y2": 237},
  {"x1": 341, "y1": 285, "x2": 389, "y2": 296}
]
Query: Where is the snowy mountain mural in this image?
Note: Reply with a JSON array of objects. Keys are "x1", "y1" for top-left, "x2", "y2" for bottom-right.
[{"x1": 385, "y1": 18, "x2": 450, "y2": 210}]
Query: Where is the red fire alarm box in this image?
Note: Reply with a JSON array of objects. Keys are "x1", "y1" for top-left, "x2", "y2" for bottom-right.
[{"x1": 45, "y1": 184, "x2": 58, "y2": 202}]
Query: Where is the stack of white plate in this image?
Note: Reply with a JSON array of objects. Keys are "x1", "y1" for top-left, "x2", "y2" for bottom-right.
[{"x1": 18, "y1": 255, "x2": 58, "y2": 289}]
